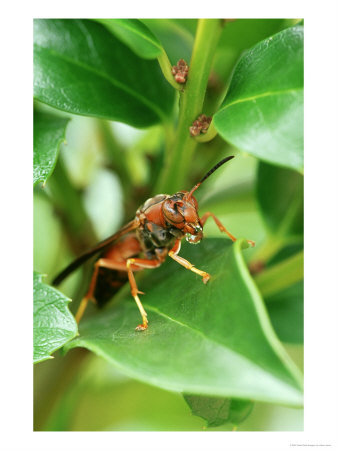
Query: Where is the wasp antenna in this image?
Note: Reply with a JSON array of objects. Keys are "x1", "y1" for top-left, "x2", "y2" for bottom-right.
[
  {"x1": 187, "y1": 156, "x2": 235, "y2": 200},
  {"x1": 199, "y1": 156, "x2": 235, "y2": 184}
]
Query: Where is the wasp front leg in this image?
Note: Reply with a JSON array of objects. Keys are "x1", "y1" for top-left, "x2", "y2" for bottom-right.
[
  {"x1": 126, "y1": 257, "x2": 163, "y2": 331},
  {"x1": 200, "y1": 212, "x2": 255, "y2": 247},
  {"x1": 168, "y1": 240, "x2": 211, "y2": 284}
]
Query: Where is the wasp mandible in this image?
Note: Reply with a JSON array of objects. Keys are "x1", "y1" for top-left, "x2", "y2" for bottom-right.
[{"x1": 53, "y1": 156, "x2": 255, "y2": 331}]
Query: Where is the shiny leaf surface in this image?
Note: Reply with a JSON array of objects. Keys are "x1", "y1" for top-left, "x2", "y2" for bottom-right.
[
  {"x1": 33, "y1": 111, "x2": 69, "y2": 186},
  {"x1": 65, "y1": 239, "x2": 303, "y2": 406},
  {"x1": 34, "y1": 272, "x2": 77, "y2": 363},
  {"x1": 34, "y1": 19, "x2": 174, "y2": 127},
  {"x1": 214, "y1": 25, "x2": 303, "y2": 171}
]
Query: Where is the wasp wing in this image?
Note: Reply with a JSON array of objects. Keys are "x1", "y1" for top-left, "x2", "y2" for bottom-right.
[{"x1": 52, "y1": 219, "x2": 139, "y2": 286}]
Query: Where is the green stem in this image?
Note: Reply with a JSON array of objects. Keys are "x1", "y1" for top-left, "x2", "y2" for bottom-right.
[
  {"x1": 157, "y1": 50, "x2": 182, "y2": 90},
  {"x1": 155, "y1": 19, "x2": 223, "y2": 193},
  {"x1": 254, "y1": 251, "x2": 304, "y2": 298},
  {"x1": 195, "y1": 120, "x2": 218, "y2": 143}
]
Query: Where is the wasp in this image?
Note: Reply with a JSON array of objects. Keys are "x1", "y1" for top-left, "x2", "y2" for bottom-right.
[{"x1": 53, "y1": 156, "x2": 255, "y2": 331}]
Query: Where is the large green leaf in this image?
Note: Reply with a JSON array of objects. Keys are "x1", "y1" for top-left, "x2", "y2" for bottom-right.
[
  {"x1": 184, "y1": 395, "x2": 254, "y2": 428},
  {"x1": 34, "y1": 272, "x2": 78, "y2": 363},
  {"x1": 95, "y1": 19, "x2": 162, "y2": 59},
  {"x1": 213, "y1": 25, "x2": 303, "y2": 171},
  {"x1": 34, "y1": 19, "x2": 174, "y2": 127},
  {"x1": 65, "y1": 239, "x2": 303, "y2": 406},
  {"x1": 256, "y1": 161, "x2": 303, "y2": 238},
  {"x1": 33, "y1": 111, "x2": 69, "y2": 186}
]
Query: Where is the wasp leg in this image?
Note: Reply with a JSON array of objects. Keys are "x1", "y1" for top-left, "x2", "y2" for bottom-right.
[
  {"x1": 126, "y1": 258, "x2": 162, "y2": 331},
  {"x1": 75, "y1": 258, "x2": 141, "y2": 324},
  {"x1": 200, "y1": 212, "x2": 255, "y2": 247},
  {"x1": 75, "y1": 262, "x2": 100, "y2": 323},
  {"x1": 168, "y1": 240, "x2": 211, "y2": 284},
  {"x1": 76, "y1": 256, "x2": 161, "y2": 330}
]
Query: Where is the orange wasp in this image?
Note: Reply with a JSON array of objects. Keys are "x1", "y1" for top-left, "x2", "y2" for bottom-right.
[{"x1": 53, "y1": 156, "x2": 254, "y2": 331}]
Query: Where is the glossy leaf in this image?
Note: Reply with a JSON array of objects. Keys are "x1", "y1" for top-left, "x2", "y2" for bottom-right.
[
  {"x1": 34, "y1": 272, "x2": 77, "y2": 363},
  {"x1": 34, "y1": 19, "x2": 174, "y2": 127},
  {"x1": 95, "y1": 19, "x2": 162, "y2": 59},
  {"x1": 65, "y1": 239, "x2": 303, "y2": 406},
  {"x1": 213, "y1": 25, "x2": 303, "y2": 171},
  {"x1": 256, "y1": 161, "x2": 303, "y2": 237},
  {"x1": 33, "y1": 111, "x2": 69, "y2": 186},
  {"x1": 184, "y1": 395, "x2": 254, "y2": 428}
]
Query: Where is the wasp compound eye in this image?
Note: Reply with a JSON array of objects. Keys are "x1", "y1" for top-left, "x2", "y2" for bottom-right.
[{"x1": 162, "y1": 199, "x2": 184, "y2": 224}]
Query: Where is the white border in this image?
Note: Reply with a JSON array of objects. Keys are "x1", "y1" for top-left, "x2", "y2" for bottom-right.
[{"x1": 2, "y1": 1, "x2": 337, "y2": 449}]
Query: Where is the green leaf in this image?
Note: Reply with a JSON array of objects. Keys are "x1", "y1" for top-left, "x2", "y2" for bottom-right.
[
  {"x1": 256, "y1": 162, "x2": 303, "y2": 237},
  {"x1": 34, "y1": 19, "x2": 174, "y2": 127},
  {"x1": 33, "y1": 111, "x2": 69, "y2": 186},
  {"x1": 213, "y1": 25, "x2": 303, "y2": 171},
  {"x1": 95, "y1": 19, "x2": 162, "y2": 59},
  {"x1": 34, "y1": 272, "x2": 77, "y2": 363},
  {"x1": 184, "y1": 395, "x2": 254, "y2": 428},
  {"x1": 266, "y1": 281, "x2": 303, "y2": 344},
  {"x1": 65, "y1": 239, "x2": 303, "y2": 406}
]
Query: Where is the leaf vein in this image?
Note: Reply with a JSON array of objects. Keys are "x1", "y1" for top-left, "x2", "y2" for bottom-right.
[
  {"x1": 140, "y1": 302, "x2": 292, "y2": 384},
  {"x1": 34, "y1": 44, "x2": 166, "y2": 122},
  {"x1": 222, "y1": 87, "x2": 302, "y2": 110}
]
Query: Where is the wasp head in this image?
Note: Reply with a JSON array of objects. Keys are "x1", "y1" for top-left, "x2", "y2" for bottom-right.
[
  {"x1": 162, "y1": 192, "x2": 203, "y2": 244},
  {"x1": 161, "y1": 156, "x2": 235, "y2": 245}
]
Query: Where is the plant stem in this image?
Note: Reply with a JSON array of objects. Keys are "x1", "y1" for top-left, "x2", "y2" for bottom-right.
[
  {"x1": 155, "y1": 19, "x2": 223, "y2": 193},
  {"x1": 195, "y1": 120, "x2": 218, "y2": 143},
  {"x1": 157, "y1": 50, "x2": 182, "y2": 90},
  {"x1": 254, "y1": 251, "x2": 304, "y2": 298}
]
